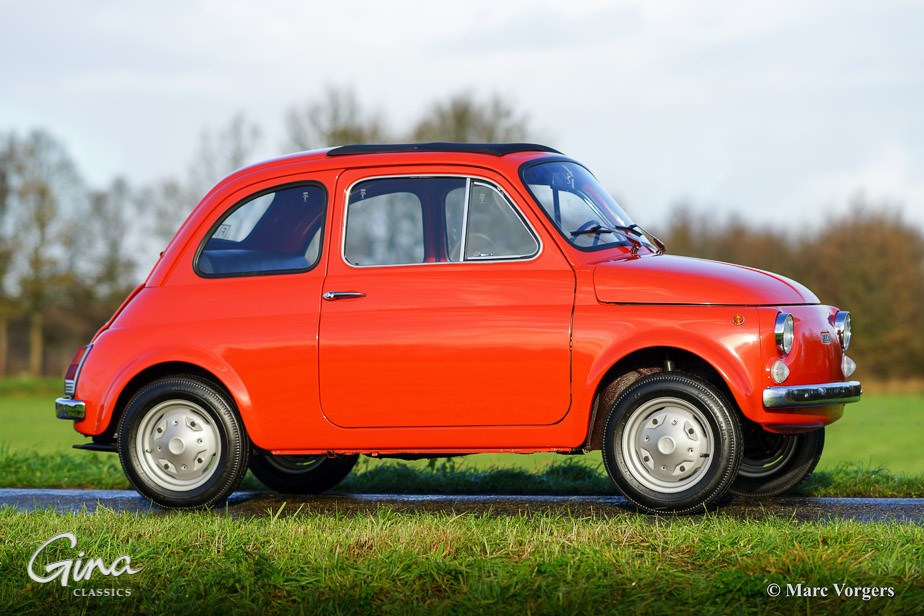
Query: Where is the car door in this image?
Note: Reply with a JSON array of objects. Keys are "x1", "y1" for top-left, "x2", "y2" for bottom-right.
[{"x1": 318, "y1": 169, "x2": 575, "y2": 428}]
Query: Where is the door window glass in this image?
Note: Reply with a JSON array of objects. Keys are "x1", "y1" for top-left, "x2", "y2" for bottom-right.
[
  {"x1": 344, "y1": 181, "x2": 424, "y2": 266},
  {"x1": 463, "y1": 182, "x2": 539, "y2": 260},
  {"x1": 345, "y1": 176, "x2": 538, "y2": 266}
]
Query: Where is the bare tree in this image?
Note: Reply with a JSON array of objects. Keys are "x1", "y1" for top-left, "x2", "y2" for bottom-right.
[
  {"x1": 141, "y1": 113, "x2": 263, "y2": 254},
  {"x1": 284, "y1": 87, "x2": 386, "y2": 151},
  {"x1": 88, "y1": 177, "x2": 140, "y2": 304},
  {"x1": 410, "y1": 92, "x2": 531, "y2": 142},
  {"x1": 7, "y1": 130, "x2": 84, "y2": 375},
  {"x1": 0, "y1": 135, "x2": 19, "y2": 376},
  {"x1": 187, "y1": 112, "x2": 263, "y2": 200}
]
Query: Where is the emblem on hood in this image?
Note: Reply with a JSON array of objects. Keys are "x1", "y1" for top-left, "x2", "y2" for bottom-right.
[{"x1": 820, "y1": 332, "x2": 831, "y2": 344}]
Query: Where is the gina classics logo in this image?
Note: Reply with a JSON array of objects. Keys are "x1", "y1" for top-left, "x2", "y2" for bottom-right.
[{"x1": 28, "y1": 532, "x2": 142, "y2": 588}]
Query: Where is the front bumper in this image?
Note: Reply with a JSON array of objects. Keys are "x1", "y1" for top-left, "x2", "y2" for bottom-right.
[
  {"x1": 55, "y1": 398, "x2": 86, "y2": 420},
  {"x1": 763, "y1": 381, "x2": 862, "y2": 409}
]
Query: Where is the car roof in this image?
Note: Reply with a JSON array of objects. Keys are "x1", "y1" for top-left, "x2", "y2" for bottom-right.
[
  {"x1": 223, "y1": 142, "x2": 566, "y2": 187},
  {"x1": 326, "y1": 142, "x2": 561, "y2": 157}
]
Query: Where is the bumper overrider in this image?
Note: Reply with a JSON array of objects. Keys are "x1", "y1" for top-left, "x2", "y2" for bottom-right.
[
  {"x1": 56, "y1": 398, "x2": 86, "y2": 420},
  {"x1": 763, "y1": 381, "x2": 862, "y2": 409}
]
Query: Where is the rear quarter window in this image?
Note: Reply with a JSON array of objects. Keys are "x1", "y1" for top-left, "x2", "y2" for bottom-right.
[{"x1": 196, "y1": 183, "x2": 327, "y2": 277}]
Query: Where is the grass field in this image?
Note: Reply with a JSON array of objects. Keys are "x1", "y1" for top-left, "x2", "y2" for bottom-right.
[
  {"x1": 2, "y1": 381, "x2": 922, "y2": 614},
  {"x1": 2, "y1": 382, "x2": 922, "y2": 471},
  {"x1": 1, "y1": 507, "x2": 922, "y2": 615},
  {"x1": 1, "y1": 382, "x2": 923, "y2": 497}
]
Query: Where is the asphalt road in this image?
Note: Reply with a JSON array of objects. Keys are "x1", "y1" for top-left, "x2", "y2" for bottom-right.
[{"x1": 1, "y1": 489, "x2": 922, "y2": 522}]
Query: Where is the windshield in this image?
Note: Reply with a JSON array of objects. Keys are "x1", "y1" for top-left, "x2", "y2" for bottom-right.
[{"x1": 522, "y1": 161, "x2": 655, "y2": 252}]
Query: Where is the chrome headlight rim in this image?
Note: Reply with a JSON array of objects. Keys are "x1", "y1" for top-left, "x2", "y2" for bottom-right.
[
  {"x1": 774, "y1": 312, "x2": 795, "y2": 355},
  {"x1": 834, "y1": 311, "x2": 851, "y2": 351}
]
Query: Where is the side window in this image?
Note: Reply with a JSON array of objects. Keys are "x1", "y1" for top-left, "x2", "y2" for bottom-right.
[
  {"x1": 197, "y1": 183, "x2": 326, "y2": 277},
  {"x1": 344, "y1": 179, "x2": 425, "y2": 266},
  {"x1": 344, "y1": 176, "x2": 539, "y2": 267},
  {"x1": 445, "y1": 181, "x2": 539, "y2": 262},
  {"x1": 465, "y1": 183, "x2": 539, "y2": 260}
]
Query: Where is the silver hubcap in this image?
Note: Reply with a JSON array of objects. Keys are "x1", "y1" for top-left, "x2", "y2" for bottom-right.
[
  {"x1": 622, "y1": 397, "x2": 715, "y2": 493},
  {"x1": 135, "y1": 400, "x2": 221, "y2": 491}
]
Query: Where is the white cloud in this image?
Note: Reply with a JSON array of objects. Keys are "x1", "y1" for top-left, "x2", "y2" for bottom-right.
[
  {"x1": 1, "y1": 0, "x2": 922, "y2": 231},
  {"x1": 797, "y1": 143, "x2": 924, "y2": 221}
]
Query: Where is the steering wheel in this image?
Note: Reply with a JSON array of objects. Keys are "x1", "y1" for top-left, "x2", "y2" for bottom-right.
[
  {"x1": 572, "y1": 220, "x2": 606, "y2": 246},
  {"x1": 466, "y1": 232, "x2": 499, "y2": 258}
]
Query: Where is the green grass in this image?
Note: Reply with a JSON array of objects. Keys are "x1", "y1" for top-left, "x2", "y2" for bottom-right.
[
  {"x1": 2, "y1": 382, "x2": 921, "y2": 614},
  {"x1": 820, "y1": 394, "x2": 924, "y2": 473},
  {"x1": 1, "y1": 507, "x2": 921, "y2": 615},
  {"x1": 2, "y1": 383, "x2": 923, "y2": 495},
  {"x1": 0, "y1": 379, "x2": 88, "y2": 453},
  {"x1": 1, "y1": 448, "x2": 922, "y2": 498}
]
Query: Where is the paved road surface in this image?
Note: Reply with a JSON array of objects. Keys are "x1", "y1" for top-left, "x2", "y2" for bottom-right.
[{"x1": 1, "y1": 489, "x2": 922, "y2": 522}]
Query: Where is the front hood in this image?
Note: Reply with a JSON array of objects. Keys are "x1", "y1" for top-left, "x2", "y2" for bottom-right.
[{"x1": 593, "y1": 255, "x2": 818, "y2": 306}]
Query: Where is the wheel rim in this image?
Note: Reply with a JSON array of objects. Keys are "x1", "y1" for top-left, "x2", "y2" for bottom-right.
[
  {"x1": 261, "y1": 455, "x2": 326, "y2": 474},
  {"x1": 621, "y1": 397, "x2": 715, "y2": 494},
  {"x1": 135, "y1": 399, "x2": 222, "y2": 491},
  {"x1": 738, "y1": 432, "x2": 799, "y2": 479}
]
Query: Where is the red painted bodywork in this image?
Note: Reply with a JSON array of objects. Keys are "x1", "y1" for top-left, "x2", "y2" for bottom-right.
[{"x1": 69, "y1": 148, "x2": 856, "y2": 454}]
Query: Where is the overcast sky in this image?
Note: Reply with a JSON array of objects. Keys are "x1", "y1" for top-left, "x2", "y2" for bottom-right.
[{"x1": 3, "y1": 0, "x2": 923, "y2": 232}]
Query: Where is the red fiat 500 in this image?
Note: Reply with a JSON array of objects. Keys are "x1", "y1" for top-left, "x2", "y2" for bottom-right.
[{"x1": 56, "y1": 143, "x2": 861, "y2": 513}]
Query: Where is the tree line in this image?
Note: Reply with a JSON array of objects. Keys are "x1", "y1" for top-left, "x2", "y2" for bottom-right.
[
  {"x1": 1, "y1": 88, "x2": 921, "y2": 381},
  {"x1": 0, "y1": 89, "x2": 532, "y2": 377},
  {"x1": 656, "y1": 204, "x2": 924, "y2": 381}
]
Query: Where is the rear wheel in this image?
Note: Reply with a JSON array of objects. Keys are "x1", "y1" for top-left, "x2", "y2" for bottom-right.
[
  {"x1": 118, "y1": 376, "x2": 249, "y2": 509},
  {"x1": 249, "y1": 454, "x2": 358, "y2": 494},
  {"x1": 731, "y1": 426, "x2": 824, "y2": 496},
  {"x1": 602, "y1": 373, "x2": 742, "y2": 514}
]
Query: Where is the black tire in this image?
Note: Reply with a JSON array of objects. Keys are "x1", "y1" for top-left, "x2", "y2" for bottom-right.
[
  {"x1": 117, "y1": 376, "x2": 249, "y2": 509},
  {"x1": 731, "y1": 425, "x2": 824, "y2": 497},
  {"x1": 602, "y1": 373, "x2": 742, "y2": 514},
  {"x1": 249, "y1": 454, "x2": 358, "y2": 494}
]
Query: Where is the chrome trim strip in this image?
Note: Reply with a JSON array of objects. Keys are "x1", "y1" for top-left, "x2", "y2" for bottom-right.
[
  {"x1": 56, "y1": 398, "x2": 87, "y2": 420},
  {"x1": 763, "y1": 381, "x2": 862, "y2": 409},
  {"x1": 458, "y1": 178, "x2": 471, "y2": 261}
]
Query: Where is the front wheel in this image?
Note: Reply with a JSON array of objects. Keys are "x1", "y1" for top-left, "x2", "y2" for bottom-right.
[
  {"x1": 249, "y1": 454, "x2": 358, "y2": 494},
  {"x1": 118, "y1": 376, "x2": 249, "y2": 509},
  {"x1": 602, "y1": 373, "x2": 742, "y2": 514},
  {"x1": 731, "y1": 426, "x2": 824, "y2": 497}
]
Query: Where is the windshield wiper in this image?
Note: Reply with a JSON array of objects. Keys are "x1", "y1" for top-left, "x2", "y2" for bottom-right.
[
  {"x1": 571, "y1": 224, "x2": 643, "y2": 253},
  {"x1": 614, "y1": 224, "x2": 667, "y2": 255},
  {"x1": 569, "y1": 223, "x2": 665, "y2": 255},
  {"x1": 570, "y1": 224, "x2": 615, "y2": 236}
]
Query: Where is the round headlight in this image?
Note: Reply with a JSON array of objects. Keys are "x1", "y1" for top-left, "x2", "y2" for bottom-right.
[
  {"x1": 834, "y1": 311, "x2": 851, "y2": 351},
  {"x1": 774, "y1": 312, "x2": 795, "y2": 355}
]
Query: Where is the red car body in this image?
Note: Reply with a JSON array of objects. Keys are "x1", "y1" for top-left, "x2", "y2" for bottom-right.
[{"x1": 56, "y1": 143, "x2": 861, "y2": 512}]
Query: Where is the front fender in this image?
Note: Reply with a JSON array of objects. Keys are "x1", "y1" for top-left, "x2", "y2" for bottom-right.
[{"x1": 575, "y1": 304, "x2": 764, "y2": 422}]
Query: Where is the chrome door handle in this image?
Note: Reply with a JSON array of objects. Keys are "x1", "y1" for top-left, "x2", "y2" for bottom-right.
[{"x1": 323, "y1": 291, "x2": 366, "y2": 301}]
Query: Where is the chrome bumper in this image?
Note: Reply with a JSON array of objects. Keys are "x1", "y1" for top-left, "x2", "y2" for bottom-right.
[
  {"x1": 763, "y1": 381, "x2": 862, "y2": 409},
  {"x1": 56, "y1": 398, "x2": 86, "y2": 420}
]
